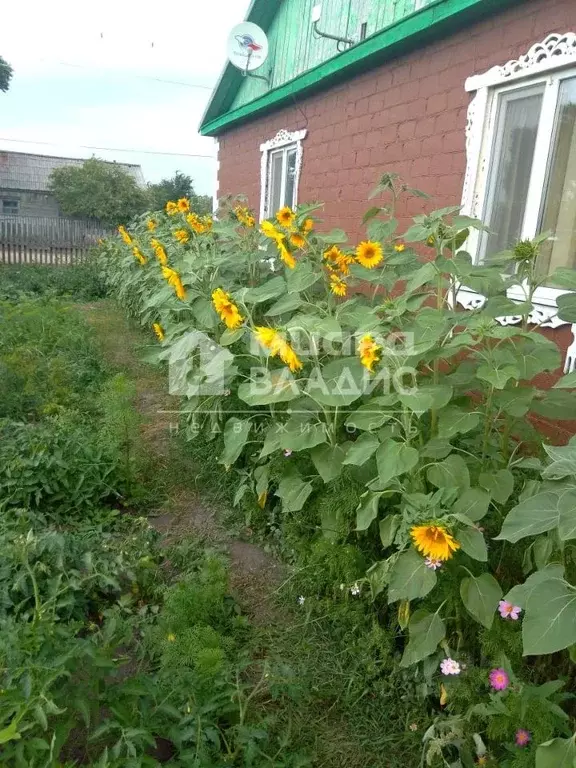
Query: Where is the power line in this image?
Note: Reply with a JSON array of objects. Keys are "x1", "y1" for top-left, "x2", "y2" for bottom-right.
[
  {"x1": 0, "y1": 136, "x2": 217, "y2": 159},
  {"x1": 45, "y1": 59, "x2": 215, "y2": 90}
]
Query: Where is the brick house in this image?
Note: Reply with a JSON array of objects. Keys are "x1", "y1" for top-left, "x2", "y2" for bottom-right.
[{"x1": 200, "y1": 0, "x2": 576, "y2": 402}]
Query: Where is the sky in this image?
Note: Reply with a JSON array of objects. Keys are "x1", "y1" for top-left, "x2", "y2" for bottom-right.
[{"x1": 0, "y1": 0, "x2": 252, "y2": 195}]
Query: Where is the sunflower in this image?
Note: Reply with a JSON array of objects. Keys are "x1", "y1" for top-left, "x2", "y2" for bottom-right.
[
  {"x1": 277, "y1": 240, "x2": 296, "y2": 269},
  {"x1": 147, "y1": 219, "x2": 156, "y2": 231},
  {"x1": 356, "y1": 240, "x2": 383, "y2": 269},
  {"x1": 290, "y1": 232, "x2": 306, "y2": 249},
  {"x1": 211, "y1": 288, "x2": 244, "y2": 329},
  {"x1": 174, "y1": 229, "x2": 189, "y2": 244},
  {"x1": 254, "y1": 326, "x2": 302, "y2": 372},
  {"x1": 152, "y1": 323, "x2": 165, "y2": 341},
  {"x1": 132, "y1": 246, "x2": 146, "y2": 265},
  {"x1": 165, "y1": 201, "x2": 178, "y2": 216},
  {"x1": 323, "y1": 245, "x2": 342, "y2": 262},
  {"x1": 276, "y1": 206, "x2": 296, "y2": 229},
  {"x1": 394, "y1": 242, "x2": 406, "y2": 252},
  {"x1": 358, "y1": 334, "x2": 381, "y2": 372},
  {"x1": 234, "y1": 205, "x2": 255, "y2": 228},
  {"x1": 329, "y1": 273, "x2": 347, "y2": 297},
  {"x1": 177, "y1": 197, "x2": 190, "y2": 212},
  {"x1": 411, "y1": 524, "x2": 460, "y2": 561},
  {"x1": 118, "y1": 225, "x2": 132, "y2": 245},
  {"x1": 161, "y1": 266, "x2": 186, "y2": 301},
  {"x1": 201, "y1": 215, "x2": 213, "y2": 233},
  {"x1": 260, "y1": 220, "x2": 283, "y2": 241},
  {"x1": 302, "y1": 218, "x2": 314, "y2": 233},
  {"x1": 150, "y1": 238, "x2": 168, "y2": 266}
]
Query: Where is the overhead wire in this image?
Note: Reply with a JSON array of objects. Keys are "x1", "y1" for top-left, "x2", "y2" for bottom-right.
[{"x1": 0, "y1": 136, "x2": 216, "y2": 159}]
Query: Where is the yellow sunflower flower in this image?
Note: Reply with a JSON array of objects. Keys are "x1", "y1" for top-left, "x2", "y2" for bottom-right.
[
  {"x1": 201, "y1": 215, "x2": 213, "y2": 233},
  {"x1": 165, "y1": 201, "x2": 178, "y2": 216},
  {"x1": 146, "y1": 219, "x2": 156, "y2": 231},
  {"x1": 356, "y1": 240, "x2": 384, "y2": 269},
  {"x1": 260, "y1": 220, "x2": 283, "y2": 241},
  {"x1": 302, "y1": 218, "x2": 314, "y2": 233},
  {"x1": 394, "y1": 242, "x2": 406, "y2": 252},
  {"x1": 329, "y1": 273, "x2": 347, "y2": 297},
  {"x1": 358, "y1": 334, "x2": 381, "y2": 373},
  {"x1": 132, "y1": 246, "x2": 146, "y2": 265},
  {"x1": 245, "y1": 215, "x2": 256, "y2": 228},
  {"x1": 211, "y1": 288, "x2": 244, "y2": 329},
  {"x1": 152, "y1": 323, "x2": 165, "y2": 341},
  {"x1": 118, "y1": 225, "x2": 132, "y2": 245},
  {"x1": 150, "y1": 239, "x2": 168, "y2": 266},
  {"x1": 177, "y1": 197, "x2": 190, "y2": 212},
  {"x1": 174, "y1": 229, "x2": 190, "y2": 244},
  {"x1": 290, "y1": 232, "x2": 306, "y2": 249},
  {"x1": 411, "y1": 524, "x2": 460, "y2": 561},
  {"x1": 276, "y1": 206, "x2": 296, "y2": 229},
  {"x1": 254, "y1": 327, "x2": 302, "y2": 372},
  {"x1": 324, "y1": 245, "x2": 342, "y2": 262},
  {"x1": 161, "y1": 266, "x2": 186, "y2": 301},
  {"x1": 278, "y1": 239, "x2": 296, "y2": 269}
]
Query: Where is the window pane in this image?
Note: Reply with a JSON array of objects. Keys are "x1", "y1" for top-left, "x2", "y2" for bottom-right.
[
  {"x1": 538, "y1": 76, "x2": 576, "y2": 276},
  {"x1": 269, "y1": 151, "x2": 284, "y2": 215},
  {"x1": 481, "y1": 86, "x2": 544, "y2": 259},
  {"x1": 284, "y1": 148, "x2": 297, "y2": 208}
]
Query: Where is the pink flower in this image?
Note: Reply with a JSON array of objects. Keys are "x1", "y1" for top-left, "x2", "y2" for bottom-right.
[
  {"x1": 498, "y1": 600, "x2": 522, "y2": 620},
  {"x1": 425, "y1": 557, "x2": 442, "y2": 570},
  {"x1": 440, "y1": 658, "x2": 461, "y2": 675},
  {"x1": 489, "y1": 668, "x2": 509, "y2": 691},
  {"x1": 515, "y1": 729, "x2": 531, "y2": 747}
]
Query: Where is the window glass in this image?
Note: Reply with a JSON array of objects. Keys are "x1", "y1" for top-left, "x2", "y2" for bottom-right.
[
  {"x1": 481, "y1": 85, "x2": 544, "y2": 260},
  {"x1": 284, "y1": 148, "x2": 297, "y2": 209},
  {"x1": 2, "y1": 199, "x2": 19, "y2": 215},
  {"x1": 269, "y1": 150, "x2": 284, "y2": 216},
  {"x1": 538, "y1": 76, "x2": 576, "y2": 275}
]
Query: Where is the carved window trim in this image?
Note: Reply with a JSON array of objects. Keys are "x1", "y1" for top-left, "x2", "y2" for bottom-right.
[
  {"x1": 259, "y1": 129, "x2": 307, "y2": 221},
  {"x1": 459, "y1": 32, "x2": 576, "y2": 372}
]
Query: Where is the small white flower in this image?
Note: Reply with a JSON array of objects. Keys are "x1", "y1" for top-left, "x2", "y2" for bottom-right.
[
  {"x1": 440, "y1": 658, "x2": 461, "y2": 676},
  {"x1": 283, "y1": 449, "x2": 292, "y2": 457},
  {"x1": 350, "y1": 583, "x2": 361, "y2": 596},
  {"x1": 339, "y1": 583, "x2": 345, "y2": 590},
  {"x1": 425, "y1": 558, "x2": 442, "y2": 570},
  {"x1": 297, "y1": 595, "x2": 305, "y2": 605}
]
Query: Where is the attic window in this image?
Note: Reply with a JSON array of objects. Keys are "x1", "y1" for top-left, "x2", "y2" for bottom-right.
[
  {"x1": 2, "y1": 199, "x2": 19, "y2": 215},
  {"x1": 260, "y1": 129, "x2": 307, "y2": 220}
]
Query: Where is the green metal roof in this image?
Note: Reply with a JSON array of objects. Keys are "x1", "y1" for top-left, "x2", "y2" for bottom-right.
[{"x1": 200, "y1": 0, "x2": 523, "y2": 137}]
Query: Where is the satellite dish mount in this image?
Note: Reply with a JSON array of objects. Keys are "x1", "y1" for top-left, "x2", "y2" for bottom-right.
[{"x1": 227, "y1": 22, "x2": 271, "y2": 86}]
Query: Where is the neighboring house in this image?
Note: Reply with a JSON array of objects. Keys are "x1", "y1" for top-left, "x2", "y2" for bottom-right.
[
  {"x1": 200, "y1": 0, "x2": 576, "y2": 417},
  {"x1": 0, "y1": 151, "x2": 145, "y2": 217}
]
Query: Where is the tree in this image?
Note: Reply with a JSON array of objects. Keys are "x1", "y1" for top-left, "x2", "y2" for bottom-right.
[
  {"x1": 49, "y1": 158, "x2": 149, "y2": 227},
  {"x1": 0, "y1": 56, "x2": 13, "y2": 92},
  {"x1": 148, "y1": 171, "x2": 212, "y2": 215}
]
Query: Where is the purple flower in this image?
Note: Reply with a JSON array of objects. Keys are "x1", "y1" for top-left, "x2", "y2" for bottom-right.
[
  {"x1": 515, "y1": 729, "x2": 531, "y2": 747},
  {"x1": 498, "y1": 600, "x2": 522, "y2": 620},
  {"x1": 440, "y1": 658, "x2": 461, "y2": 675},
  {"x1": 425, "y1": 557, "x2": 442, "y2": 570},
  {"x1": 489, "y1": 668, "x2": 509, "y2": 691}
]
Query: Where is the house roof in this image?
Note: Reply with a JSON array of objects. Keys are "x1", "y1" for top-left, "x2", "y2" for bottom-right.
[
  {"x1": 0, "y1": 151, "x2": 146, "y2": 192},
  {"x1": 199, "y1": 0, "x2": 522, "y2": 137}
]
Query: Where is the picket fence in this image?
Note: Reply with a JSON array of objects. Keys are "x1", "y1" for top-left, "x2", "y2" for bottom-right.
[{"x1": 0, "y1": 215, "x2": 110, "y2": 265}]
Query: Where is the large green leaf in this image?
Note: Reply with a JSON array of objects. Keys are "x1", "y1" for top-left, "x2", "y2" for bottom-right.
[
  {"x1": 388, "y1": 549, "x2": 437, "y2": 603},
  {"x1": 238, "y1": 371, "x2": 300, "y2": 406},
  {"x1": 311, "y1": 444, "x2": 346, "y2": 483},
  {"x1": 398, "y1": 385, "x2": 453, "y2": 414},
  {"x1": 219, "y1": 418, "x2": 251, "y2": 467},
  {"x1": 275, "y1": 473, "x2": 313, "y2": 512},
  {"x1": 535, "y1": 737, "x2": 576, "y2": 768},
  {"x1": 542, "y1": 444, "x2": 576, "y2": 480},
  {"x1": 373, "y1": 439, "x2": 419, "y2": 490},
  {"x1": 458, "y1": 527, "x2": 488, "y2": 561},
  {"x1": 379, "y1": 514, "x2": 401, "y2": 547},
  {"x1": 427, "y1": 454, "x2": 470, "y2": 492},
  {"x1": 305, "y1": 359, "x2": 366, "y2": 407},
  {"x1": 460, "y1": 573, "x2": 502, "y2": 629},
  {"x1": 344, "y1": 400, "x2": 396, "y2": 431},
  {"x1": 220, "y1": 327, "x2": 244, "y2": 346},
  {"x1": 265, "y1": 294, "x2": 303, "y2": 316},
  {"x1": 453, "y1": 488, "x2": 490, "y2": 522},
  {"x1": 504, "y1": 565, "x2": 565, "y2": 609},
  {"x1": 356, "y1": 494, "x2": 379, "y2": 531},
  {"x1": 557, "y1": 292, "x2": 576, "y2": 323},
  {"x1": 479, "y1": 469, "x2": 514, "y2": 504},
  {"x1": 554, "y1": 371, "x2": 576, "y2": 389},
  {"x1": 496, "y1": 489, "x2": 576, "y2": 543},
  {"x1": 0, "y1": 720, "x2": 21, "y2": 745},
  {"x1": 400, "y1": 609, "x2": 446, "y2": 667},
  {"x1": 522, "y1": 577, "x2": 576, "y2": 655},
  {"x1": 280, "y1": 422, "x2": 327, "y2": 452},
  {"x1": 343, "y1": 433, "x2": 379, "y2": 466},
  {"x1": 532, "y1": 390, "x2": 576, "y2": 420},
  {"x1": 477, "y1": 363, "x2": 519, "y2": 389},
  {"x1": 286, "y1": 262, "x2": 321, "y2": 293},
  {"x1": 437, "y1": 407, "x2": 480, "y2": 439}
]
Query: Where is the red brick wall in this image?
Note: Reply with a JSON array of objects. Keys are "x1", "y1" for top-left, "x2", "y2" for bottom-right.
[
  {"x1": 216, "y1": 0, "x2": 576, "y2": 439},
  {"x1": 218, "y1": 0, "x2": 573, "y2": 239}
]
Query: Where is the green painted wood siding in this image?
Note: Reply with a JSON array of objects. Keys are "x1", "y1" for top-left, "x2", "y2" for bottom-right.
[{"x1": 231, "y1": 0, "x2": 433, "y2": 109}]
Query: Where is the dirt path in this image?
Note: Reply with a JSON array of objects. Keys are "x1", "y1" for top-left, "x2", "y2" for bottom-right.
[{"x1": 83, "y1": 301, "x2": 283, "y2": 624}]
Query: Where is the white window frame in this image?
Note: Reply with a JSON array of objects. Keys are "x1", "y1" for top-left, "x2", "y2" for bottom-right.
[
  {"x1": 459, "y1": 32, "x2": 576, "y2": 372},
  {"x1": 260, "y1": 129, "x2": 306, "y2": 221}
]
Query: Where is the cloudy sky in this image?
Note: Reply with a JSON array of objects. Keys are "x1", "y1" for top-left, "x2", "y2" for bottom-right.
[{"x1": 0, "y1": 1, "x2": 251, "y2": 194}]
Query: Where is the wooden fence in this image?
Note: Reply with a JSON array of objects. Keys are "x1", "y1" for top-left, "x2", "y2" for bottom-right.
[{"x1": 0, "y1": 215, "x2": 111, "y2": 265}]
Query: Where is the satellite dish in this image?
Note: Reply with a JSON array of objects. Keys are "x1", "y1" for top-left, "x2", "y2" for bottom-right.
[{"x1": 227, "y1": 22, "x2": 269, "y2": 72}]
